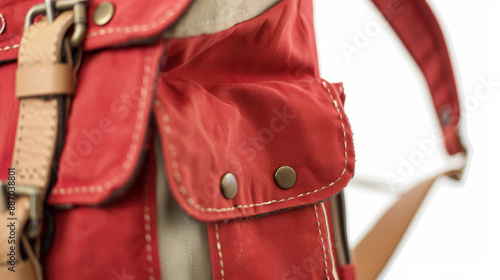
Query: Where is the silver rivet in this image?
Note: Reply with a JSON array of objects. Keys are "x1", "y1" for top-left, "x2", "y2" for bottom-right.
[
  {"x1": 93, "y1": 2, "x2": 115, "y2": 26},
  {"x1": 0, "y1": 13, "x2": 5, "y2": 34},
  {"x1": 274, "y1": 166, "x2": 296, "y2": 189},
  {"x1": 221, "y1": 173, "x2": 238, "y2": 199}
]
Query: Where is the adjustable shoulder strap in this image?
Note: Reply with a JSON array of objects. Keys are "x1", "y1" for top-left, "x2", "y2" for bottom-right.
[
  {"x1": 352, "y1": 1, "x2": 467, "y2": 279},
  {"x1": 371, "y1": 0, "x2": 465, "y2": 155}
]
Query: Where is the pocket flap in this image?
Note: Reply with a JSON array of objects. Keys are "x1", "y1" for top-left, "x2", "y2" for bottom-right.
[
  {"x1": 47, "y1": 44, "x2": 164, "y2": 205},
  {"x1": 155, "y1": 78, "x2": 355, "y2": 222}
]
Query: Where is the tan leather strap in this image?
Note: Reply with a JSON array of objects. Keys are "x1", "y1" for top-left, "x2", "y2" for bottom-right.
[
  {"x1": 353, "y1": 171, "x2": 461, "y2": 280},
  {"x1": 0, "y1": 257, "x2": 36, "y2": 280},
  {"x1": 0, "y1": 260, "x2": 36, "y2": 280},
  {"x1": 14, "y1": 11, "x2": 74, "y2": 189},
  {"x1": 0, "y1": 11, "x2": 76, "y2": 280}
]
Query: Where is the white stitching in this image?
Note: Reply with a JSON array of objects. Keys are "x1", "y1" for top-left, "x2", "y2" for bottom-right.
[
  {"x1": 123, "y1": 54, "x2": 151, "y2": 169},
  {"x1": 215, "y1": 223, "x2": 225, "y2": 280},
  {"x1": 0, "y1": 44, "x2": 20, "y2": 52},
  {"x1": 51, "y1": 48, "x2": 154, "y2": 195},
  {"x1": 153, "y1": 79, "x2": 349, "y2": 212},
  {"x1": 314, "y1": 204, "x2": 330, "y2": 280},
  {"x1": 86, "y1": 2, "x2": 183, "y2": 38},
  {"x1": 143, "y1": 173, "x2": 155, "y2": 280},
  {"x1": 13, "y1": 23, "x2": 36, "y2": 169},
  {"x1": 321, "y1": 202, "x2": 340, "y2": 280},
  {"x1": 52, "y1": 12, "x2": 74, "y2": 63}
]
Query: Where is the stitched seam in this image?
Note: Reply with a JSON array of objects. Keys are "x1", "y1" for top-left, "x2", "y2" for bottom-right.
[
  {"x1": 14, "y1": 24, "x2": 28, "y2": 169},
  {"x1": 123, "y1": 54, "x2": 151, "y2": 169},
  {"x1": 14, "y1": 102, "x2": 26, "y2": 169},
  {"x1": 51, "y1": 48, "x2": 154, "y2": 196},
  {"x1": 44, "y1": 100, "x2": 58, "y2": 183},
  {"x1": 154, "y1": 79, "x2": 349, "y2": 212},
  {"x1": 51, "y1": 13, "x2": 73, "y2": 63},
  {"x1": 143, "y1": 173, "x2": 155, "y2": 280},
  {"x1": 215, "y1": 223, "x2": 225, "y2": 280},
  {"x1": 321, "y1": 202, "x2": 340, "y2": 280},
  {"x1": 314, "y1": 204, "x2": 330, "y2": 280},
  {"x1": 87, "y1": 2, "x2": 183, "y2": 38},
  {"x1": 0, "y1": 44, "x2": 20, "y2": 52},
  {"x1": 154, "y1": 101, "x2": 192, "y2": 204},
  {"x1": 185, "y1": 9, "x2": 247, "y2": 27},
  {"x1": 14, "y1": 27, "x2": 30, "y2": 176}
]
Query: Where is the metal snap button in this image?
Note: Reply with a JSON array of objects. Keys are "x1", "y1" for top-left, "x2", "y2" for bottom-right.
[
  {"x1": 274, "y1": 166, "x2": 296, "y2": 189},
  {"x1": 221, "y1": 173, "x2": 238, "y2": 199},
  {"x1": 93, "y1": 2, "x2": 115, "y2": 26}
]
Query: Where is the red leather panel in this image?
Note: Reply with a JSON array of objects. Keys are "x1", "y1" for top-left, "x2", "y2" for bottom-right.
[
  {"x1": 0, "y1": 62, "x2": 18, "y2": 175},
  {"x1": 45, "y1": 146, "x2": 160, "y2": 280},
  {"x1": 339, "y1": 264, "x2": 357, "y2": 280},
  {"x1": 207, "y1": 203, "x2": 339, "y2": 280},
  {"x1": 0, "y1": 1, "x2": 35, "y2": 62}
]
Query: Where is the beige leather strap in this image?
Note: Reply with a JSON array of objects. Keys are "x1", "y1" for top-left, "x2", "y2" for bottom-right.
[
  {"x1": 0, "y1": 11, "x2": 76, "y2": 280},
  {"x1": 0, "y1": 257, "x2": 36, "y2": 280},
  {"x1": 0, "y1": 260, "x2": 36, "y2": 280},
  {"x1": 353, "y1": 170, "x2": 462, "y2": 280},
  {"x1": 14, "y1": 11, "x2": 74, "y2": 189}
]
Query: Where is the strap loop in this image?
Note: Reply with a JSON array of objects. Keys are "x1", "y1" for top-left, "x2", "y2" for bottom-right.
[{"x1": 16, "y1": 64, "x2": 74, "y2": 98}]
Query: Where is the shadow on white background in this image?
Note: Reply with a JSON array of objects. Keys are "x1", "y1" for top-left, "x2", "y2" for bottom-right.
[{"x1": 314, "y1": 0, "x2": 500, "y2": 279}]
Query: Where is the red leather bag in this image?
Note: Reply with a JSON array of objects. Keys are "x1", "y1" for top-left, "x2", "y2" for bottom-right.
[{"x1": 0, "y1": 0, "x2": 466, "y2": 279}]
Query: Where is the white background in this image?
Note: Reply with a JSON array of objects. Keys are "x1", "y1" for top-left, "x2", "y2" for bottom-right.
[{"x1": 314, "y1": 1, "x2": 500, "y2": 279}]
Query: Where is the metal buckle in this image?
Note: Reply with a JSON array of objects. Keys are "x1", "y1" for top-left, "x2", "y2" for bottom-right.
[
  {"x1": 1, "y1": 181, "x2": 42, "y2": 239},
  {"x1": 24, "y1": 0, "x2": 88, "y2": 47}
]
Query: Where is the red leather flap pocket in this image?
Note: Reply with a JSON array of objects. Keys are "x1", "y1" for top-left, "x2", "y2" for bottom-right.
[
  {"x1": 47, "y1": 44, "x2": 164, "y2": 205},
  {"x1": 155, "y1": 78, "x2": 355, "y2": 221}
]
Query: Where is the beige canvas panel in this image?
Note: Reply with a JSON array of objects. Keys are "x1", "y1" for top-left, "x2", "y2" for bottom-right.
[
  {"x1": 155, "y1": 136, "x2": 212, "y2": 279},
  {"x1": 164, "y1": 0, "x2": 283, "y2": 38}
]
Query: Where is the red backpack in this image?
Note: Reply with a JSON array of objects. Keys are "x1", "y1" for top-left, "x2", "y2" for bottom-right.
[{"x1": 0, "y1": 0, "x2": 466, "y2": 279}]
